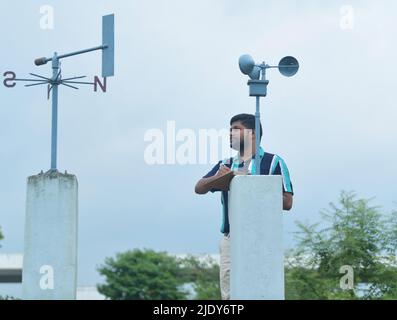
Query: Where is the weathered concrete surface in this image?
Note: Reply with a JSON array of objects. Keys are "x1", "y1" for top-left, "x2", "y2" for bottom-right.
[
  {"x1": 22, "y1": 170, "x2": 78, "y2": 300},
  {"x1": 229, "y1": 175, "x2": 284, "y2": 300}
]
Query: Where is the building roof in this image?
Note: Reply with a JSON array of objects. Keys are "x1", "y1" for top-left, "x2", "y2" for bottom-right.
[{"x1": 0, "y1": 254, "x2": 23, "y2": 283}]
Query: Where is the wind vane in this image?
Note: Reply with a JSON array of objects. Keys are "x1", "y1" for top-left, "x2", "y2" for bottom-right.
[{"x1": 3, "y1": 14, "x2": 115, "y2": 172}]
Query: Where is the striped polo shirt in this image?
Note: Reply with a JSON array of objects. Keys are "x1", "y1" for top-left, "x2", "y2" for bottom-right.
[{"x1": 202, "y1": 147, "x2": 293, "y2": 234}]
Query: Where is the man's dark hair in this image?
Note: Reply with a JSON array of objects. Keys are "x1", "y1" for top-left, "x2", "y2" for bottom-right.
[{"x1": 230, "y1": 113, "x2": 263, "y2": 140}]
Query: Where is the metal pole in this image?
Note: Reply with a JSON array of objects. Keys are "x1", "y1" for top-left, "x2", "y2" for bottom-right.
[
  {"x1": 50, "y1": 52, "x2": 59, "y2": 171},
  {"x1": 254, "y1": 96, "x2": 260, "y2": 175},
  {"x1": 36, "y1": 45, "x2": 107, "y2": 66},
  {"x1": 57, "y1": 45, "x2": 107, "y2": 60}
]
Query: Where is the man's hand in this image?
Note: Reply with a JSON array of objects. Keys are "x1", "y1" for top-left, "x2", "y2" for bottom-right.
[
  {"x1": 283, "y1": 192, "x2": 293, "y2": 211},
  {"x1": 216, "y1": 164, "x2": 231, "y2": 176},
  {"x1": 195, "y1": 165, "x2": 233, "y2": 194}
]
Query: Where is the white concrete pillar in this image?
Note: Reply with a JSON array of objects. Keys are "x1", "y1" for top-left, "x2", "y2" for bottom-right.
[
  {"x1": 229, "y1": 175, "x2": 284, "y2": 300},
  {"x1": 22, "y1": 171, "x2": 78, "y2": 300}
]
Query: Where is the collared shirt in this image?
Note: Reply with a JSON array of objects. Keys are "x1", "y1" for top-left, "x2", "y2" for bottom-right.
[{"x1": 202, "y1": 147, "x2": 293, "y2": 234}]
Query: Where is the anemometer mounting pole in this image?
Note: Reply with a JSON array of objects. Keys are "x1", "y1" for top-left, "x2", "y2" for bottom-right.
[
  {"x1": 254, "y1": 95, "x2": 261, "y2": 174},
  {"x1": 248, "y1": 61, "x2": 269, "y2": 175},
  {"x1": 238, "y1": 55, "x2": 299, "y2": 175}
]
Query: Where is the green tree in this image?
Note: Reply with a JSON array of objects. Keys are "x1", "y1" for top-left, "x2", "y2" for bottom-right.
[
  {"x1": 97, "y1": 249, "x2": 188, "y2": 300},
  {"x1": 285, "y1": 191, "x2": 397, "y2": 300},
  {"x1": 179, "y1": 255, "x2": 221, "y2": 300},
  {"x1": 0, "y1": 226, "x2": 3, "y2": 248}
]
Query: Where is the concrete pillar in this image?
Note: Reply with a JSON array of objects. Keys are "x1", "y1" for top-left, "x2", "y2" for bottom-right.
[
  {"x1": 229, "y1": 175, "x2": 284, "y2": 300},
  {"x1": 22, "y1": 170, "x2": 78, "y2": 300}
]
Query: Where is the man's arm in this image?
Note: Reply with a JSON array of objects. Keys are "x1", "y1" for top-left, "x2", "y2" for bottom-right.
[
  {"x1": 196, "y1": 161, "x2": 293, "y2": 209},
  {"x1": 195, "y1": 165, "x2": 231, "y2": 194},
  {"x1": 272, "y1": 156, "x2": 293, "y2": 211},
  {"x1": 283, "y1": 192, "x2": 293, "y2": 211}
]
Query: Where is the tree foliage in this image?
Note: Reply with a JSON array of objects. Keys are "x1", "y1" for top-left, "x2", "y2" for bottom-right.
[
  {"x1": 97, "y1": 249, "x2": 220, "y2": 300},
  {"x1": 0, "y1": 226, "x2": 3, "y2": 248},
  {"x1": 97, "y1": 249, "x2": 187, "y2": 300},
  {"x1": 285, "y1": 191, "x2": 397, "y2": 299},
  {"x1": 179, "y1": 255, "x2": 221, "y2": 300}
]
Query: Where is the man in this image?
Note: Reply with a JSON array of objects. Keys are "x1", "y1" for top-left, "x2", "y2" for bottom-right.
[{"x1": 195, "y1": 113, "x2": 293, "y2": 300}]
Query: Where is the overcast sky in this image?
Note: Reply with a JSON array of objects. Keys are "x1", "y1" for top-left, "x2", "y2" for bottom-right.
[{"x1": 1, "y1": 0, "x2": 397, "y2": 287}]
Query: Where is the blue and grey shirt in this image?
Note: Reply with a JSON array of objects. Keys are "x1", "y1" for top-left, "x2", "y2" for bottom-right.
[{"x1": 202, "y1": 147, "x2": 293, "y2": 234}]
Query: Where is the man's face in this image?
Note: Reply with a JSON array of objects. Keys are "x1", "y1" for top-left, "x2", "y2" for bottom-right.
[{"x1": 230, "y1": 121, "x2": 253, "y2": 151}]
